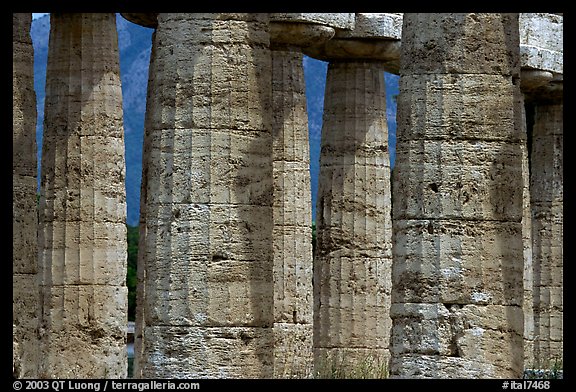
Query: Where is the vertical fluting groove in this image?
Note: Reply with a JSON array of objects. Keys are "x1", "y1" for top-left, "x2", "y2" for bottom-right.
[
  {"x1": 314, "y1": 61, "x2": 392, "y2": 370},
  {"x1": 390, "y1": 13, "x2": 524, "y2": 378},
  {"x1": 13, "y1": 12, "x2": 40, "y2": 378},
  {"x1": 39, "y1": 13, "x2": 127, "y2": 378}
]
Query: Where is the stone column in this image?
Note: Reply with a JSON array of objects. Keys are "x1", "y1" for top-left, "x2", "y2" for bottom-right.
[
  {"x1": 13, "y1": 12, "x2": 39, "y2": 378},
  {"x1": 305, "y1": 14, "x2": 401, "y2": 376},
  {"x1": 119, "y1": 13, "x2": 158, "y2": 379},
  {"x1": 135, "y1": 13, "x2": 274, "y2": 378},
  {"x1": 519, "y1": 13, "x2": 563, "y2": 370},
  {"x1": 38, "y1": 13, "x2": 128, "y2": 378},
  {"x1": 390, "y1": 13, "x2": 525, "y2": 378},
  {"x1": 525, "y1": 79, "x2": 563, "y2": 368},
  {"x1": 269, "y1": 17, "x2": 335, "y2": 378}
]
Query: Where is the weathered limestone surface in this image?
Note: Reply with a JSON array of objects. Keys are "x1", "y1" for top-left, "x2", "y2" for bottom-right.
[
  {"x1": 519, "y1": 13, "x2": 563, "y2": 75},
  {"x1": 38, "y1": 13, "x2": 127, "y2": 378},
  {"x1": 136, "y1": 13, "x2": 274, "y2": 378},
  {"x1": 390, "y1": 13, "x2": 525, "y2": 378},
  {"x1": 527, "y1": 88, "x2": 563, "y2": 367},
  {"x1": 308, "y1": 13, "x2": 397, "y2": 375},
  {"x1": 314, "y1": 61, "x2": 393, "y2": 370},
  {"x1": 519, "y1": 12, "x2": 563, "y2": 366},
  {"x1": 272, "y1": 13, "x2": 354, "y2": 30},
  {"x1": 269, "y1": 22, "x2": 323, "y2": 378},
  {"x1": 520, "y1": 100, "x2": 535, "y2": 368},
  {"x1": 13, "y1": 12, "x2": 39, "y2": 379}
]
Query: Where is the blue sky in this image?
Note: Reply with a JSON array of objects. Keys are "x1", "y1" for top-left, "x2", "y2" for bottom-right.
[{"x1": 32, "y1": 13, "x2": 48, "y2": 20}]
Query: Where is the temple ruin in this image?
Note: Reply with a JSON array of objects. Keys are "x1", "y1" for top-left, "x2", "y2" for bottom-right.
[{"x1": 12, "y1": 12, "x2": 563, "y2": 379}]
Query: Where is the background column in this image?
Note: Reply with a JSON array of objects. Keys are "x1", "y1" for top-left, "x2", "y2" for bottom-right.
[
  {"x1": 38, "y1": 13, "x2": 128, "y2": 378},
  {"x1": 13, "y1": 12, "x2": 39, "y2": 379},
  {"x1": 304, "y1": 13, "x2": 401, "y2": 376},
  {"x1": 519, "y1": 13, "x2": 563, "y2": 371},
  {"x1": 269, "y1": 17, "x2": 335, "y2": 378}
]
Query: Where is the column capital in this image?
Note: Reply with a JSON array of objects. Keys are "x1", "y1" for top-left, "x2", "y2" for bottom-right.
[
  {"x1": 120, "y1": 13, "x2": 158, "y2": 28},
  {"x1": 269, "y1": 22, "x2": 334, "y2": 51},
  {"x1": 303, "y1": 13, "x2": 402, "y2": 73},
  {"x1": 521, "y1": 70, "x2": 563, "y2": 103}
]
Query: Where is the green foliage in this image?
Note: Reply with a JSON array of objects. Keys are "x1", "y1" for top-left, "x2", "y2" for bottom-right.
[
  {"x1": 524, "y1": 356, "x2": 563, "y2": 379},
  {"x1": 126, "y1": 225, "x2": 139, "y2": 321},
  {"x1": 315, "y1": 352, "x2": 388, "y2": 379}
]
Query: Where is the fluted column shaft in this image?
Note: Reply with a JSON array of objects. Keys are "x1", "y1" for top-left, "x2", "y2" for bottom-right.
[
  {"x1": 314, "y1": 61, "x2": 392, "y2": 371},
  {"x1": 390, "y1": 13, "x2": 524, "y2": 378},
  {"x1": 529, "y1": 92, "x2": 563, "y2": 367},
  {"x1": 13, "y1": 12, "x2": 39, "y2": 378},
  {"x1": 271, "y1": 47, "x2": 314, "y2": 378},
  {"x1": 136, "y1": 13, "x2": 273, "y2": 378},
  {"x1": 38, "y1": 13, "x2": 128, "y2": 378}
]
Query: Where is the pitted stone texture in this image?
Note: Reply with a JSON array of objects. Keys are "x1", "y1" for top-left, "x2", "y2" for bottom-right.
[
  {"x1": 141, "y1": 326, "x2": 273, "y2": 379},
  {"x1": 314, "y1": 62, "x2": 392, "y2": 366},
  {"x1": 273, "y1": 323, "x2": 314, "y2": 378},
  {"x1": 390, "y1": 303, "x2": 523, "y2": 376},
  {"x1": 38, "y1": 13, "x2": 127, "y2": 378},
  {"x1": 13, "y1": 12, "x2": 39, "y2": 378},
  {"x1": 520, "y1": 100, "x2": 535, "y2": 367},
  {"x1": 519, "y1": 13, "x2": 563, "y2": 74},
  {"x1": 397, "y1": 74, "x2": 525, "y2": 142},
  {"x1": 337, "y1": 13, "x2": 402, "y2": 40},
  {"x1": 38, "y1": 285, "x2": 128, "y2": 378},
  {"x1": 391, "y1": 353, "x2": 520, "y2": 379},
  {"x1": 137, "y1": 13, "x2": 274, "y2": 378},
  {"x1": 528, "y1": 99, "x2": 563, "y2": 366},
  {"x1": 392, "y1": 220, "x2": 523, "y2": 306},
  {"x1": 13, "y1": 275, "x2": 39, "y2": 377},
  {"x1": 271, "y1": 48, "x2": 314, "y2": 378},
  {"x1": 393, "y1": 141, "x2": 524, "y2": 221},
  {"x1": 390, "y1": 13, "x2": 524, "y2": 378},
  {"x1": 271, "y1": 13, "x2": 354, "y2": 30},
  {"x1": 400, "y1": 13, "x2": 519, "y2": 76}
]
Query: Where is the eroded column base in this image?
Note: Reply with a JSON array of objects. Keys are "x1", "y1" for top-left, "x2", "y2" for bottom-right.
[{"x1": 141, "y1": 326, "x2": 274, "y2": 379}]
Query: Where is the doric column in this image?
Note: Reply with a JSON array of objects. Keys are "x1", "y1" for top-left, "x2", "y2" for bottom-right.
[
  {"x1": 521, "y1": 71, "x2": 563, "y2": 368},
  {"x1": 305, "y1": 13, "x2": 400, "y2": 375},
  {"x1": 13, "y1": 12, "x2": 39, "y2": 378},
  {"x1": 390, "y1": 13, "x2": 525, "y2": 378},
  {"x1": 528, "y1": 87, "x2": 563, "y2": 366},
  {"x1": 268, "y1": 15, "x2": 336, "y2": 378},
  {"x1": 519, "y1": 13, "x2": 563, "y2": 370},
  {"x1": 38, "y1": 13, "x2": 128, "y2": 378},
  {"x1": 134, "y1": 13, "x2": 274, "y2": 378}
]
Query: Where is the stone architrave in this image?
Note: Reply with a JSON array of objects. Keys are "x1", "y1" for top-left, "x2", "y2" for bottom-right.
[
  {"x1": 38, "y1": 13, "x2": 128, "y2": 378},
  {"x1": 135, "y1": 13, "x2": 274, "y2": 378},
  {"x1": 390, "y1": 13, "x2": 525, "y2": 378},
  {"x1": 13, "y1": 12, "x2": 39, "y2": 379},
  {"x1": 305, "y1": 14, "x2": 399, "y2": 374}
]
